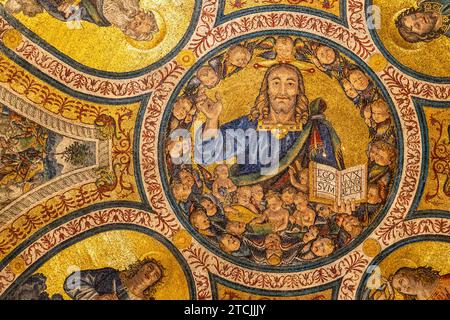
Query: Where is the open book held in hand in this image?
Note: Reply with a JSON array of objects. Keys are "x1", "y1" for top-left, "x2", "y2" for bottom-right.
[{"x1": 309, "y1": 162, "x2": 367, "y2": 207}]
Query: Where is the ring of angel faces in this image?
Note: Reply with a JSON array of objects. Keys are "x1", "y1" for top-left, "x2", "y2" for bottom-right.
[{"x1": 164, "y1": 36, "x2": 399, "y2": 268}]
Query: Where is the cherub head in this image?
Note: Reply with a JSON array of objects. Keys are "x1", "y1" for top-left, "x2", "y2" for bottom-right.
[
  {"x1": 297, "y1": 208, "x2": 316, "y2": 228},
  {"x1": 341, "y1": 215, "x2": 362, "y2": 238},
  {"x1": 226, "y1": 221, "x2": 247, "y2": 237},
  {"x1": 315, "y1": 45, "x2": 337, "y2": 66},
  {"x1": 5, "y1": 0, "x2": 43, "y2": 17},
  {"x1": 362, "y1": 104, "x2": 375, "y2": 128},
  {"x1": 200, "y1": 196, "x2": 218, "y2": 217},
  {"x1": 264, "y1": 233, "x2": 282, "y2": 249},
  {"x1": 316, "y1": 204, "x2": 334, "y2": 218},
  {"x1": 368, "y1": 141, "x2": 397, "y2": 167},
  {"x1": 294, "y1": 192, "x2": 309, "y2": 209},
  {"x1": 251, "y1": 184, "x2": 264, "y2": 203},
  {"x1": 348, "y1": 68, "x2": 370, "y2": 92},
  {"x1": 281, "y1": 186, "x2": 296, "y2": 206},
  {"x1": 236, "y1": 186, "x2": 252, "y2": 206},
  {"x1": 172, "y1": 97, "x2": 193, "y2": 122},
  {"x1": 311, "y1": 237, "x2": 335, "y2": 257},
  {"x1": 196, "y1": 66, "x2": 220, "y2": 89},
  {"x1": 178, "y1": 168, "x2": 195, "y2": 189},
  {"x1": 367, "y1": 183, "x2": 383, "y2": 205},
  {"x1": 303, "y1": 226, "x2": 319, "y2": 243},
  {"x1": 219, "y1": 233, "x2": 241, "y2": 253},
  {"x1": 341, "y1": 78, "x2": 359, "y2": 99},
  {"x1": 266, "y1": 192, "x2": 283, "y2": 211},
  {"x1": 264, "y1": 233, "x2": 283, "y2": 266},
  {"x1": 189, "y1": 208, "x2": 211, "y2": 231},
  {"x1": 225, "y1": 45, "x2": 252, "y2": 68},
  {"x1": 214, "y1": 164, "x2": 230, "y2": 180},
  {"x1": 124, "y1": 10, "x2": 159, "y2": 41},
  {"x1": 172, "y1": 181, "x2": 191, "y2": 203},
  {"x1": 274, "y1": 36, "x2": 295, "y2": 61},
  {"x1": 395, "y1": 6, "x2": 445, "y2": 43},
  {"x1": 370, "y1": 99, "x2": 391, "y2": 124}
]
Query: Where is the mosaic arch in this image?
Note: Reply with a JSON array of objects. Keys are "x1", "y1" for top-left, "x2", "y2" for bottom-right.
[{"x1": 0, "y1": 0, "x2": 448, "y2": 300}]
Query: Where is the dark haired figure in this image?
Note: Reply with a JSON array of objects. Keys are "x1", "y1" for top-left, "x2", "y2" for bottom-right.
[
  {"x1": 199, "y1": 194, "x2": 226, "y2": 224},
  {"x1": 5, "y1": 273, "x2": 63, "y2": 300},
  {"x1": 195, "y1": 63, "x2": 345, "y2": 190},
  {"x1": 64, "y1": 258, "x2": 164, "y2": 300},
  {"x1": 395, "y1": 0, "x2": 450, "y2": 43},
  {"x1": 370, "y1": 267, "x2": 450, "y2": 300}
]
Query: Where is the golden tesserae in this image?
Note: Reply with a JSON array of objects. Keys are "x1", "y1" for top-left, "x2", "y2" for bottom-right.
[{"x1": 0, "y1": 0, "x2": 448, "y2": 301}]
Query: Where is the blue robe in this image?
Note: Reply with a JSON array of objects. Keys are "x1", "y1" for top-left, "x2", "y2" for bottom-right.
[
  {"x1": 64, "y1": 268, "x2": 130, "y2": 300},
  {"x1": 195, "y1": 98, "x2": 344, "y2": 187}
]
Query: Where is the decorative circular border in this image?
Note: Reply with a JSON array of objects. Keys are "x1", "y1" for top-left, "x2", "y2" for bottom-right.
[
  {"x1": 156, "y1": 29, "x2": 404, "y2": 273},
  {"x1": 0, "y1": 0, "x2": 447, "y2": 300}
]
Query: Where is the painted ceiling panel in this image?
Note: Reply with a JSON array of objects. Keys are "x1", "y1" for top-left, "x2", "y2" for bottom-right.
[{"x1": 0, "y1": 0, "x2": 448, "y2": 301}]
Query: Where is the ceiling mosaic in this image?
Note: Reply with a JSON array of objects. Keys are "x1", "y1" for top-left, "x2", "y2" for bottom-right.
[{"x1": 0, "y1": 0, "x2": 448, "y2": 300}]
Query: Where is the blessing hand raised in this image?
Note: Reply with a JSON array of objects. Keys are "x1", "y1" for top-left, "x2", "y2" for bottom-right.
[{"x1": 196, "y1": 86, "x2": 223, "y2": 121}]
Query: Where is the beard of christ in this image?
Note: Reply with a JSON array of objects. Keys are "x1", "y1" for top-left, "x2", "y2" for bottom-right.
[{"x1": 250, "y1": 63, "x2": 310, "y2": 125}]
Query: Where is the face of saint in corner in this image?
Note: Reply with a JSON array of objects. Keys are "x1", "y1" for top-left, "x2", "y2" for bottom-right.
[{"x1": 134, "y1": 261, "x2": 163, "y2": 288}]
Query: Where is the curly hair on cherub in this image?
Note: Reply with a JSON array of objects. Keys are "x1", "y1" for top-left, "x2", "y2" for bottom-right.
[{"x1": 4, "y1": 0, "x2": 43, "y2": 17}]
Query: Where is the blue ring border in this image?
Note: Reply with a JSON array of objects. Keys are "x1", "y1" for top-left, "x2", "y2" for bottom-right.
[{"x1": 157, "y1": 29, "x2": 404, "y2": 273}]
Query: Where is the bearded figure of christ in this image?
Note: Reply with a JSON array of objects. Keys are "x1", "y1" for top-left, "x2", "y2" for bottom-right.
[{"x1": 194, "y1": 63, "x2": 345, "y2": 190}]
